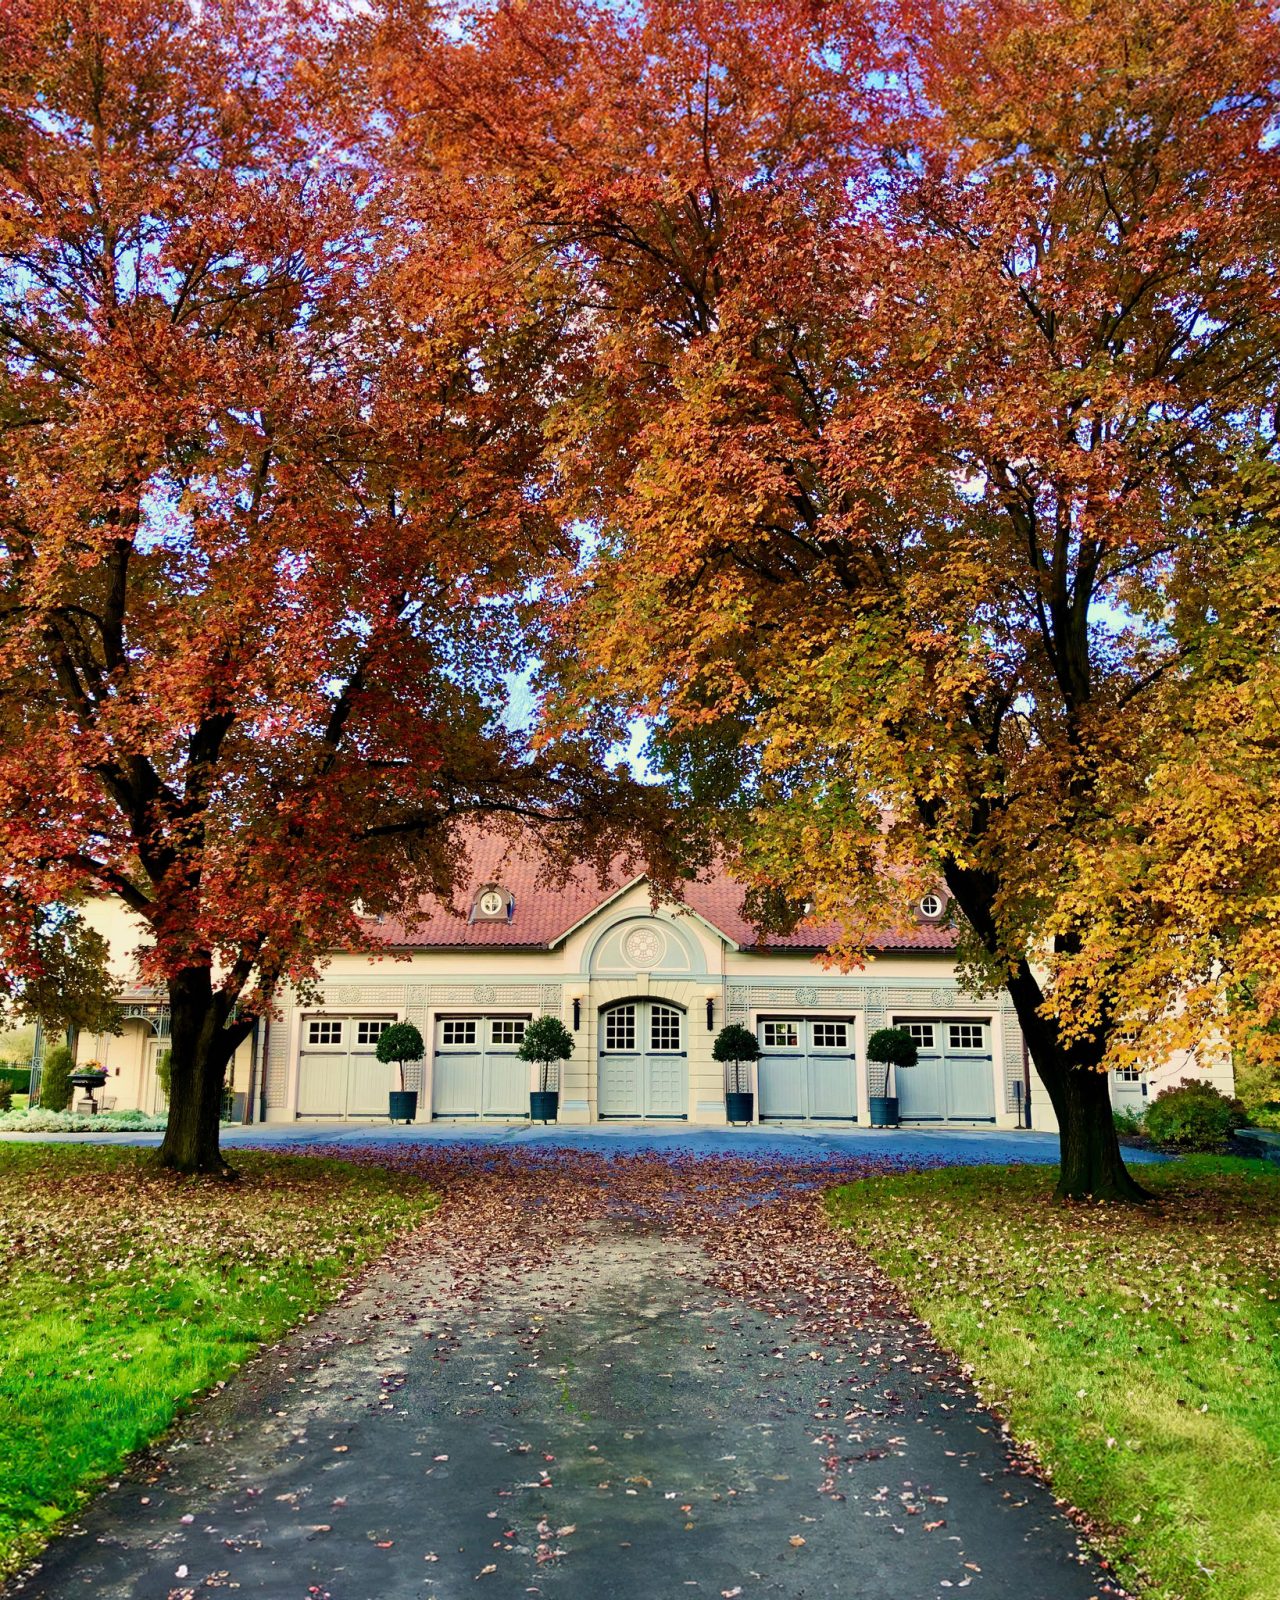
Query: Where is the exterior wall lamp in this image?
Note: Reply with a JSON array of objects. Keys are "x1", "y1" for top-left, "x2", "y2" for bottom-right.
[
  {"x1": 706, "y1": 996, "x2": 715, "y2": 1032},
  {"x1": 572, "y1": 996, "x2": 582, "y2": 1031}
]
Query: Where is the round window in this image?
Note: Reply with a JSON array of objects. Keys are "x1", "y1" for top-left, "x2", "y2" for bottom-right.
[
  {"x1": 920, "y1": 893, "x2": 943, "y2": 919},
  {"x1": 478, "y1": 890, "x2": 505, "y2": 917}
]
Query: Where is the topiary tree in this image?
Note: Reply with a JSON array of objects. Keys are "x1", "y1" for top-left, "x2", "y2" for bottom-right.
[
  {"x1": 866, "y1": 1026, "x2": 919, "y2": 1099},
  {"x1": 38, "y1": 1043, "x2": 74, "y2": 1111},
  {"x1": 713, "y1": 1023, "x2": 760, "y2": 1096},
  {"x1": 376, "y1": 1022, "x2": 425, "y2": 1092},
  {"x1": 518, "y1": 1015, "x2": 575, "y2": 1094}
]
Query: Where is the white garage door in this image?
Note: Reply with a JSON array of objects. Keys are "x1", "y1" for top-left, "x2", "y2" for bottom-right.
[
  {"x1": 297, "y1": 1016, "x2": 398, "y2": 1117},
  {"x1": 432, "y1": 1015, "x2": 531, "y2": 1118},
  {"x1": 894, "y1": 1019, "x2": 996, "y2": 1122},
  {"x1": 757, "y1": 1017, "x2": 857, "y2": 1121}
]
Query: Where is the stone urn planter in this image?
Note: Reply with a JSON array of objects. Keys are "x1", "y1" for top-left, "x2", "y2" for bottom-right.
[{"x1": 70, "y1": 1069, "x2": 108, "y2": 1112}]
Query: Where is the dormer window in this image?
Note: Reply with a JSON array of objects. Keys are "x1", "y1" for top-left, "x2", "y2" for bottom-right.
[
  {"x1": 471, "y1": 884, "x2": 514, "y2": 923},
  {"x1": 919, "y1": 892, "x2": 944, "y2": 920}
]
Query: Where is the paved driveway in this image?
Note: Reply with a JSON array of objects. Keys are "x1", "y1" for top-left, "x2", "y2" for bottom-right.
[
  {"x1": 8, "y1": 1147, "x2": 1126, "y2": 1600},
  {"x1": 0, "y1": 1118, "x2": 1164, "y2": 1169}
]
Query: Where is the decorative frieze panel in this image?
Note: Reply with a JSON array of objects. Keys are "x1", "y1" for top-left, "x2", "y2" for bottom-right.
[
  {"x1": 265, "y1": 1019, "x2": 290, "y2": 1108},
  {"x1": 311, "y1": 981, "x2": 561, "y2": 1011},
  {"x1": 426, "y1": 984, "x2": 556, "y2": 1007},
  {"x1": 316, "y1": 983, "x2": 409, "y2": 1009},
  {"x1": 729, "y1": 983, "x2": 877, "y2": 1014},
  {"x1": 1001, "y1": 1012, "x2": 1027, "y2": 1113}
]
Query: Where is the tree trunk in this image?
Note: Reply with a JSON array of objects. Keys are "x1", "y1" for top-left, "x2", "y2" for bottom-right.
[
  {"x1": 1005, "y1": 960, "x2": 1151, "y2": 1203},
  {"x1": 937, "y1": 858, "x2": 1149, "y2": 1201},
  {"x1": 158, "y1": 967, "x2": 242, "y2": 1176}
]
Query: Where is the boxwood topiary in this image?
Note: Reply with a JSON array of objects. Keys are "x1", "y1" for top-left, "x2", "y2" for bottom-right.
[
  {"x1": 713, "y1": 1024, "x2": 760, "y2": 1095},
  {"x1": 866, "y1": 1026, "x2": 918, "y2": 1099},
  {"x1": 518, "y1": 1015, "x2": 575, "y2": 1093},
  {"x1": 376, "y1": 1021, "x2": 425, "y2": 1091}
]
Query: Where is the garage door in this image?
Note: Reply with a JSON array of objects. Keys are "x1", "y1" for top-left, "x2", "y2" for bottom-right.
[
  {"x1": 894, "y1": 1019, "x2": 996, "y2": 1122},
  {"x1": 757, "y1": 1017, "x2": 857, "y2": 1121},
  {"x1": 432, "y1": 1015, "x2": 530, "y2": 1118},
  {"x1": 297, "y1": 1016, "x2": 398, "y2": 1117},
  {"x1": 598, "y1": 1001, "x2": 687, "y2": 1118}
]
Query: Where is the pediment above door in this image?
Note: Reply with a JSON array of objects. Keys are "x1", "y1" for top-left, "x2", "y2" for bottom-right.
[{"x1": 589, "y1": 915, "x2": 698, "y2": 975}]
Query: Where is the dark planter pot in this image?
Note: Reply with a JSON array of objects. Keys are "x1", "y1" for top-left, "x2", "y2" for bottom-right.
[
  {"x1": 725, "y1": 1091, "x2": 755, "y2": 1126},
  {"x1": 70, "y1": 1073, "x2": 107, "y2": 1089},
  {"x1": 869, "y1": 1095, "x2": 899, "y2": 1128},
  {"x1": 530, "y1": 1089, "x2": 559, "y2": 1124},
  {"x1": 388, "y1": 1089, "x2": 418, "y2": 1124}
]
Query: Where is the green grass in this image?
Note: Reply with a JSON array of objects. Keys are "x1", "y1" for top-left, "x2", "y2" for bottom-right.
[
  {"x1": 829, "y1": 1157, "x2": 1280, "y2": 1600},
  {"x1": 0, "y1": 1145, "x2": 433, "y2": 1578}
]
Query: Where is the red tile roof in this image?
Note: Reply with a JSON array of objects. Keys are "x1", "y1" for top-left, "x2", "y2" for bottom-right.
[{"x1": 361, "y1": 829, "x2": 955, "y2": 956}]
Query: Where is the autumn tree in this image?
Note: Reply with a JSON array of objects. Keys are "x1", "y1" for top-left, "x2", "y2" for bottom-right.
[
  {"x1": 0, "y1": 899, "x2": 121, "y2": 1046},
  {"x1": 0, "y1": 0, "x2": 659, "y2": 1174},
  {"x1": 387, "y1": 0, "x2": 1280, "y2": 1197}
]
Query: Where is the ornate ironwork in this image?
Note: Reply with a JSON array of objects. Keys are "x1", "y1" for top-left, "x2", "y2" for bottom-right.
[{"x1": 121, "y1": 1002, "x2": 170, "y2": 1038}]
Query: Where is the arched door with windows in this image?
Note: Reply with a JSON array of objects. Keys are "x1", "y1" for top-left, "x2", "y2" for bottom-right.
[{"x1": 597, "y1": 1000, "x2": 688, "y2": 1119}]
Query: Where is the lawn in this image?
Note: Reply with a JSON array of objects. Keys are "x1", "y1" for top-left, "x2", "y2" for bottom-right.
[
  {"x1": 829, "y1": 1157, "x2": 1280, "y2": 1600},
  {"x1": 0, "y1": 1145, "x2": 432, "y2": 1579}
]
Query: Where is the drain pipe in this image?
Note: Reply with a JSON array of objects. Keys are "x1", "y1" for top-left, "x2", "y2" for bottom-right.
[
  {"x1": 256, "y1": 1015, "x2": 270, "y2": 1124},
  {"x1": 1021, "y1": 1036, "x2": 1033, "y2": 1129}
]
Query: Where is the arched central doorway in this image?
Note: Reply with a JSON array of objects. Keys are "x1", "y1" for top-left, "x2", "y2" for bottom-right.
[{"x1": 598, "y1": 999, "x2": 687, "y2": 1119}]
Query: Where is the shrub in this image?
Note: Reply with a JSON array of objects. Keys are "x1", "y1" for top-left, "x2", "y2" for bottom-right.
[
  {"x1": 0, "y1": 1066, "x2": 30, "y2": 1097},
  {"x1": 0, "y1": 1083, "x2": 10, "y2": 1114},
  {"x1": 1112, "y1": 1105, "x2": 1145, "y2": 1139},
  {"x1": 38, "y1": 1045, "x2": 75, "y2": 1111},
  {"x1": 156, "y1": 1048, "x2": 171, "y2": 1101},
  {"x1": 1144, "y1": 1079, "x2": 1248, "y2": 1150}
]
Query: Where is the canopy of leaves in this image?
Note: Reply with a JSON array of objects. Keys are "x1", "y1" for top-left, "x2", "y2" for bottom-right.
[
  {"x1": 375, "y1": 1022, "x2": 425, "y2": 1066},
  {"x1": 866, "y1": 1027, "x2": 919, "y2": 1069},
  {"x1": 389, "y1": 0, "x2": 1280, "y2": 1090},
  {"x1": 517, "y1": 1015, "x2": 575, "y2": 1067},
  {"x1": 0, "y1": 0, "x2": 674, "y2": 1063},
  {"x1": 712, "y1": 1023, "x2": 760, "y2": 1065}
]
